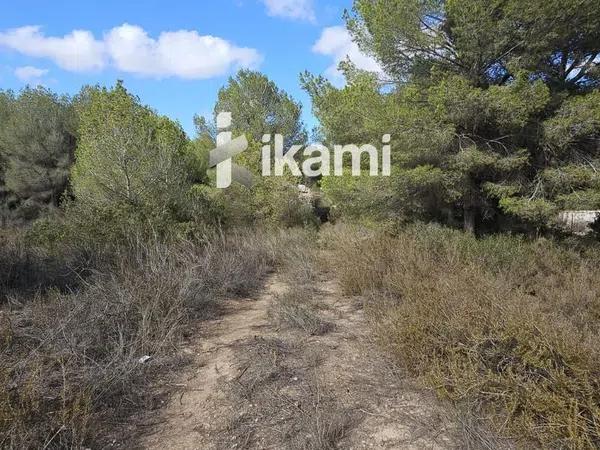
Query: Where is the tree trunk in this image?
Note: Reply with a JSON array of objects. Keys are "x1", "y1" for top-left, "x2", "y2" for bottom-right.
[{"x1": 463, "y1": 206, "x2": 476, "y2": 234}]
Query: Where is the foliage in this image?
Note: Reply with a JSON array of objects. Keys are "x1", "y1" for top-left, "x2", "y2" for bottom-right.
[
  {"x1": 324, "y1": 223, "x2": 600, "y2": 448},
  {"x1": 347, "y1": 0, "x2": 600, "y2": 89},
  {"x1": 543, "y1": 90, "x2": 600, "y2": 155},
  {"x1": 70, "y1": 82, "x2": 193, "y2": 239},
  {"x1": 195, "y1": 71, "x2": 318, "y2": 229},
  {"x1": 214, "y1": 69, "x2": 307, "y2": 146},
  {"x1": 303, "y1": 0, "x2": 600, "y2": 234},
  {"x1": 0, "y1": 91, "x2": 12, "y2": 225},
  {"x1": 0, "y1": 88, "x2": 76, "y2": 225},
  {"x1": 200, "y1": 176, "x2": 318, "y2": 229},
  {"x1": 0, "y1": 229, "x2": 283, "y2": 448}
]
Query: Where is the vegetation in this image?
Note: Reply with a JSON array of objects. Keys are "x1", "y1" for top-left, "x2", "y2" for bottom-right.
[
  {"x1": 1, "y1": 0, "x2": 599, "y2": 447},
  {"x1": 302, "y1": 0, "x2": 600, "y2": 234},
  {"x1": 71, "y1": 82, "x2": 191, "y2": 238},
  {"x1": 211, "y1": 69, "x2": 307, "y2": 145},
  {"x1": 0, "y1": 72, "x2": 316, "y2": 447},
  {"x1": 196, "y1": 71, "x2": 316, "y2": 229},
  {"x1": 323, "y1": 224, "x2": 600, "y2": 448},
  {"x1": 268, "y1": 231, "x2": 333, "y2": 336},
  {"x1": 299, "y1": 2, "x2": 600, "y2": 446},
  {"x1": 0, "y1": 88, "x2": 76, "y2": 225},
  {"x1": 0, "y1": 227, "x2": 305, "y2": 447}
]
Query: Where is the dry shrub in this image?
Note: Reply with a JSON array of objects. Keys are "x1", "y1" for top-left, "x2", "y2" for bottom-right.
[
  {"x1": 452, "y1": 403, "x2": 515, "y2": 450},
  {"x1": 271, "y1": 288, "x2": 334, "y2": 336},
  {"x1": 272, "y1": 228, "x2": 320, "y2": 286},
  {"x1": 0, "y1": 229, "x2": 95, "y2": 301},
  {"x1": 323, "y1": 223, "x2": 600, "y2": 448},
  {"x1": 288, "y1": 391, "x2": 354, "y2": 450},
  {"x1": 0, "y1": 229, "x2": 278, "y2": 448},
  {"x1": 268, "y1": 229, "x2": 333, "y2": 336}
]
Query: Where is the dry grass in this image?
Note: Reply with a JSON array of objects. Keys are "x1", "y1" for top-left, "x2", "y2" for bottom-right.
[
  {"x1": 267, "y1": 229, "x2": 334, "y2": 336},
  {"x1": 0, "y1": 229, "x2": 282, "y2": 448},
  {"x1": 323, "y1": 223, "x2": 600, "y2": 449},
  {"x1": 0, "y1": 229, "x2": 97, "y2": 301},
  {"x1": 271, "y1": 288, "x2": 334, "y2": 336},
  {"x1": 219, "y1": 229, "x2": 351, "y2": 449},
  {"x1": 221, "y1": 336, "x2": 356, "y2": 450}
]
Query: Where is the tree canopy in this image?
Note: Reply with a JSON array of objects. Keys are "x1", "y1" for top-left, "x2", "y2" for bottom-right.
[
  {"x1": 303, "y1": 0, "x2": 600, "y2": 233},
  {"x1": 70, "y1": 81, "x2": 192, "y2": 234},
  {"x1": 347, "y1": 0, "x2": 600, "y2": 90},
  {"x1": 0, "y1": 88, "x2": 76, "y2": 224},
  {"x1": 213, "y1": 69, "x2": 307, "y2": 145}
]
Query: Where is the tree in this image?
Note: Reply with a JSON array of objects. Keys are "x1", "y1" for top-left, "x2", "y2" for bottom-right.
[
  {"x1": 0, "y1": 88, "x2": 76, "y2": 224},
  {"x1": 304, "y1": 0, "x2": 600, "y2": 234},
  {"x1": 0, "y1": 91, "x2": 13, "y2": 225},
  {"x1": 194, "y1": 71, "x2": 314, "y2": 228},
  {"x1": 214, "y1": 70, "x2": 306, "y2": 145},
  {"x1": 71, "y1": 81, "x2": 191, "y2": 233},
  {"x1": 347, "y1": 0, "x2": 600, "y2": 90}
]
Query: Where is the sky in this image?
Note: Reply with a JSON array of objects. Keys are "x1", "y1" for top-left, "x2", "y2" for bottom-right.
[{"x1": 0, "y1": 0, "x2": 381, "y2": 136}]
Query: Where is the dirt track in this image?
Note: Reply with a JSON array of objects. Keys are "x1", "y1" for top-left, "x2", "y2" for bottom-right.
[{"x1": 139, "y1": 269, "x2": 462, "y2": 449}]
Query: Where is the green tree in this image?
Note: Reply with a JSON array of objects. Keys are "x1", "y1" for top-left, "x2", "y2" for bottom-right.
[
  {"x1": 195, "y1": 71, "x2": 314, "y2": 228},
  {"x1": 0, "y1": 88, "x2": 76, "y2": 224},
  {"x1": 304, "y1": 0, "x2": 600, "y2": 234},
  {"x1": 0, "y1": 91, "x2": 13, "y2": 225},
  {"x1": 214, "y1": 69, "x2": 307, "y2": 145},
  {"x1": 71, "y1": 81, "x2": 191, "y2": 235},
  {"x1": 347, "y1": 0, "x2": 600, "y2": 90}
]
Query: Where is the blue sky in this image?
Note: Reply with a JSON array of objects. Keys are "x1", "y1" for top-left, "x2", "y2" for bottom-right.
[{"x1": 0, "y1": 0, "x2": 380, "y2": 136}]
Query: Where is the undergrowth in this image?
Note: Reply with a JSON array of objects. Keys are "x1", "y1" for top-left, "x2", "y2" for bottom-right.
[
  {"x1": 323, "y1": 223, "x2": 600, "y2": 449},
  {"x1": 0, "y1": 228, "x2": 290, "y2": 448}
]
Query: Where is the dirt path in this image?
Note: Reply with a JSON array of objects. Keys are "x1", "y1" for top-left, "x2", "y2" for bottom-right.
[
  {"x1": 138, "y1": 270, "x2": 463, "y2": 449},
  {"x1": 310, "y1": 279, "x2": 459, "y2": 449},
  {"x1": 140, "y1": 277, "x2": 287, "y2": 449}
]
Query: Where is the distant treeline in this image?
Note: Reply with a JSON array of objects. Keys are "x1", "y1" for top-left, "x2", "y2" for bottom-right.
[{"x1": 0, "y1": 72, "x2": 317, "y2": 241}]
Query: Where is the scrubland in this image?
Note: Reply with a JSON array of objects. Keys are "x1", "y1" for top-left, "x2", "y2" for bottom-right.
[
  {"x1": 323, "y1": 224, "x2": 600, "y2": 448},
  {"x1": 0, "y1": 228, "x2": 292, "y2": 448}
]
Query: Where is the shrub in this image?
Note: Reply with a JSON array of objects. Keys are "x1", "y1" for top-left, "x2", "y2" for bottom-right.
[
  {"x1": 70, "y1": 82, "x2": 196, "y2": 241},
  {"x1": 324, "y1": 224, "x2": 600, "y2": 448},
  {"x1": 0, "y1": 228, "x2": 94, "y2": 301},
  {"x1": 0, "y1": 229, "x2": 280, "y2": 448},
  {"x1": 267, "y1": 228, "x2": 333, "y2": 335},
  {"x1": 270, "y1": 288, "x2": 333, "y2": 336}
]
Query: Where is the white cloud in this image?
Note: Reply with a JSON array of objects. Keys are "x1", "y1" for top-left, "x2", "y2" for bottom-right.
[
  {"x1": 14, "y1": 65, "x2": 49, "y2": 83},
  {"x1": 0, "y1": 24, "x2": 262, "y2": 79},
  {"x1": 313, "y1": 26, "x2": 382, "y2": 83},
  {"x1": 261, "y1": 0, "x2": 316, "y2": 23},
  {"x1": 104, "y1": 24, "x2": 260, "y2": 79},
  {"x1": 0, "y1": 26, "x2": 105, "y2": 71}
]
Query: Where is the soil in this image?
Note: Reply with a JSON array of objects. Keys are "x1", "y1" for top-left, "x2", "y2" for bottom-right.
[{"x1": 136, "y1": 268, "x2": 465, "y2": 449}]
